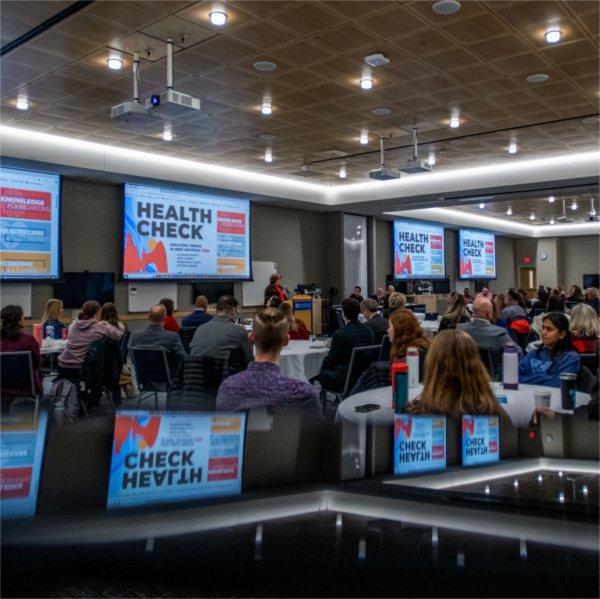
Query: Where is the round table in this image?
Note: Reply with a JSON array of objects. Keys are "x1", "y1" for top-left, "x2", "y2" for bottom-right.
[
  {"x1": 277, "y1": 340, "x2": 328, "y2": 382},
  {"x1": 40, "y1": 340, "x2": 67, "y2": 355},
  {"x1": 337, "y1": 383, "x2": 591, "y2": 428},
  {"x1": 419, "y1": 320, "x2": 440, "y2": 335}
]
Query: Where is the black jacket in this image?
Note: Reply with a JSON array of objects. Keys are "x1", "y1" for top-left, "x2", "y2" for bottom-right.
[{"x1": 319, "y1": 320, "x2": 375, "y2": 392}]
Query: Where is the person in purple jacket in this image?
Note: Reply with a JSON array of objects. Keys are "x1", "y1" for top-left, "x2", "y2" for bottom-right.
[
  {"x1": 519, "y1": 312, "x2": 580, "y2": 388},
  {"x1": 217, "y1": 308, "x2": 322, "y2": 418}
]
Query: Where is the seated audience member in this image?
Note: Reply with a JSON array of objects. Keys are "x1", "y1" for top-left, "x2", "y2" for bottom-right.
[
  {"x1": 190, "y1": 295, "x2": 253, "y2": 365},
  {"x1": 500, "y1": 289, "x2": 529, "y2": 334},
  {"x1": 159, "y1": 298, "x2": 180, "y2": 333},
  {"x1": 182, "y1": 295, "x2": 212, "y2": 328},
  {"x1": 317, "y1": 298, "x2": 374, "y2": 393},
  {"x1": 370, "y1": 287, "x2": 386, "y2": 305},
  {"x1": 547, "y1": 293, "x2": 565, "y2": 313},
  {"x1": 361, "y1": 298, "x2": 388, "y2": 336},
  {"x1": 350, "y1": 286, "x2": 364, "y2": 303},
  {"x1": 100, "y1": 302, "x2": 127, "y2": 331},
  {"x1": 569, "y1": 303, "x2": 600, "y2": 353},
  {"x1": 526, "y1": 313, "x2": 545, "y2": 352},
  {"x1": 1, "y1": 305, "x2": 42, "y2": 408},
  {"x1": 475, "y1": 287, "x2": 491, "y2": 300},
  {"x1": 438, "y1": 293, "x2": 470, "y2": 331},
  {"x1": 383, "y1": 285, "x2": 395, "y2": 310},
  {"x1": 519, "y1": 313, "x2": 581, "y2": 388},
  {"x1": 518, "y1": 288, "x2": 532, "y2": 309},
  {"x1": 532, "y1": 288, "x2": 549, "y2": 310},
  {"x1": 278, "y1": 302, "x2": 309, "y2": 341},
  {"x1": 130, "y1": 305, "x2": 186, "y2": 375},
  {"x1": 264, "y1": 273, "x2": 287, "y2": 306},
  {"x1": 463, "y1": 287, "x2": 472, "y2": 302},
  {"x1": 585, "y1": 287, "x2": 599, "y2": 314},
  {"x1": 58, "y1": 300, "x2": 122, "y2": 380},
  {"x1": 458, "y1": 297, "x2": 521, "y2": 377},
  {"x1": 567, "y1": 285, "x2": 584, "y2": 303},
  {"x1": 40, "y1": 298, "x2": 65, "y2": 340},
  {"x1": 407, "y1": 330, "x2": 505, "y2": 418},
  {"x1": 266, "y1": 295, "x2": 283, "y2": 309},
  {"x1": 217, "y1": 309, "x2": 321, "y2": 416},
  {"x1": 383, "y1": 291, "x2": 407, "y2": 319}
]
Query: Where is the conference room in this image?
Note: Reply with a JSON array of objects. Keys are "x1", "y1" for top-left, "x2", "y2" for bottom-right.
[{"x1": 1, "y1": 1, "x2": 599, "y2": 597}]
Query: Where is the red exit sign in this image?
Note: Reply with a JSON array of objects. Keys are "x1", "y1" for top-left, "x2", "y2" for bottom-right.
[{"x1": 523, "y1": 256, "x2": 532, "y2": 264}]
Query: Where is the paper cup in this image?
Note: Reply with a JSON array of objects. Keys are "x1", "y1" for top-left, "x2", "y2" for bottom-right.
[{"x1": 534, "y1": 390, "x2": 552, "y2": 408}]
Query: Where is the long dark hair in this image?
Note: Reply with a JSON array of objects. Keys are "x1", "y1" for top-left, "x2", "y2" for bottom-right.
[
  {"x1": 536, "y1": 288, "x2": 549, "y2": 308},
  {"x1": 100, "y1": 302, "x2": 121, "y2": 328},
  {"x1": 547, "y1": 294, "x2": 564, "y2": 313},
  {"x1": 1, "y1": 305, "x2": 24, "y2": 340},
  {"x1": 159, "y1": 298, "x2": 175, "y2": 317},
  {"x1": 541, "y1": 312, "x2": 575, "y2": 356}
]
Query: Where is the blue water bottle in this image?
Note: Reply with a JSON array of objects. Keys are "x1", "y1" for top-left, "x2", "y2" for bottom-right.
[{"x1": 391, "y1": 359, "x2": 409, "y2": 413}]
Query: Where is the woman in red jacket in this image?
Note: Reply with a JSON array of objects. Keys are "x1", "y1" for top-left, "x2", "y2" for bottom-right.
[
  {"x1": 159, "y1": 298, "x2": 180, "y2": 332},
  {"x1": 278, "y1": 302, "x2": 309, "y2": 341},
  {"x1": 264, "y1": 273, "x2": 287, "y2": 306}
]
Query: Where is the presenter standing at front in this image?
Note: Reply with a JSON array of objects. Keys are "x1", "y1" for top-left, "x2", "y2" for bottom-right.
[{"x1": 264, "y1": 273, "x2": 288, "y2": 306}]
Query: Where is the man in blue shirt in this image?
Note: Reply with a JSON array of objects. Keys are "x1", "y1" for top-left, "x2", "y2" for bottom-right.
[{"x1": 182, "y1": 295, "x2": 212, "y2": 328}]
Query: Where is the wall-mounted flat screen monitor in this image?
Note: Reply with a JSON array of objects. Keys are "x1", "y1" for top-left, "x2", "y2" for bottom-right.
[
  {"x1": 458, "y1": 229, "x2": 497, "y2": 280},
  {"x1": 393, "y1": 220, "x2": 445, "y2": 280},
  {"x1": 53, "y1": 272, "x2": 115, "y2": 309},
  {"x1": 192, "y1": 281, "x2": 235, "y2": 305},
  {"x1": 1, "y1": 167, "x2": 61, "y2": 281},
  {"x1": 0, "y1": 411, "x2": 49, "y2": 519},
  {"x1": 394, "y1": 415, "x2": 446, "y2": 476},
  {"x1": 583, "y1": 274, "x2": 599, "y2": 289},
  {"x1": 122, "y1": 183, "x2": 251, "y2": 281},
  {"x1": 462, "y1": 415, "x2": 500, "y2": 467},
  {"x1": 107, "y1": 411, "x2": 246, "y2": 510}
]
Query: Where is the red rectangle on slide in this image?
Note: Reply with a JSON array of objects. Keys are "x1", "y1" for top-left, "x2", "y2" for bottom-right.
[
  {"x1": 207, "y1": 457, "x2": 239, "y2": 481},
  {"x1": 0, "y1": 466, "x2": 32, "y2": 499},
  {"x1": 0, "y1": 188, "x2": 51, "y2": 221},
  {"x1": 217, "y1": 211, "x2": 245, "y2": 235},
  {"x1": 430, "y1": 235, "x2": 443, "y2": 250},
  {"x1": 485, "y1": 241, "x2": 494, "y2": 254}
]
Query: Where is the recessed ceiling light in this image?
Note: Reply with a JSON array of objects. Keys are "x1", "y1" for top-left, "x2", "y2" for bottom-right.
[
  {"x1": 339, "y1": 165, "x2": 347, "y2": 179},
  {"x1": 529, "y1": 212, "x2": 535, "y2": 221},
  {"x1": 427, "y1": 152, "x2": 436, "y2": 166},
  {"x1": 261, "y1": 103, "x2": 272, "y2": 115},
  {"x1": 571, "y1": 200, "x2": 578, "y2": 210},
  {"x1": 264, "y1": 148, "x2": 273, "y2": 163},
  {"x1": 545, "y1": 29, "x2": 562, "y2": 44},
  {"x1": 359, "y1": 132, "x2": 369, "y2": 145},
  {"x1": 162, "y1": 129, "x2": 172, "y2": 141},
  {"x1": 106, "y1": 57, "x2": 123, "y2": 71},
  {"x1": 506, "y1": 206, "x2": 513, "y2": 216},
  {"x1": 259, "y1": 133, "x2": 276, "y2": 141},
  {"x1": 449, "y1": 116, "x2": 460, "y2": 128},
  {"x1": 372, "y1": 107, "x2": 391, "y2": 116},
  {"x1": 432, "y1": 0, "x2": 461, "y2": 15},
  {"x1": 478, "y1": 202, "x2": 485, "y2": 209},
  {"x1": 209, "y1": 10, "x2": 227, "y2": 26},
  {"x1": 15, "y1": 97, "x2": 28, "y2": 110},
  {"x1": 550, "y1": 217, "x2": 555, "y2": 225},
  {"x1": 526, "y1": 73, "x2": 549, "y2": 84},
  {"x1": 253, "y1": 61, "x2": 277, "y2": 72},
  {"x1": 360, "y1": 77, "x2": 373, "y2": 90},
  {"x1": 548, "y1": 195, "x2": 555, "y2": 203},
  {"x1": 508, "y1": 141, "x2": 518, "y2": 154}
]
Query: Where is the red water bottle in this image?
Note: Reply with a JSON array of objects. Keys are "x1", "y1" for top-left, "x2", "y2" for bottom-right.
[
  {"x1": 62, "y1": 328, "x2": 69, "y2": 340},
  {"x1": 32, "y1": 323, "x2": 42, "y2": 346},
  {"x1": 391, "y1": 359, "x2": 408, "y2": 413}
]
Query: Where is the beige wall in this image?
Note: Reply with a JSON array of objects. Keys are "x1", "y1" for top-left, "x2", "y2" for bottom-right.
[
  {"x1": 559, "y1": 235, "x2": 599, "y2": 288},
  {"x1": 374, "y1": 219, "x2": 392, "y2": 290},
  {"x1": 494, "y1": 236, "x2": 516, "y2": 293}
]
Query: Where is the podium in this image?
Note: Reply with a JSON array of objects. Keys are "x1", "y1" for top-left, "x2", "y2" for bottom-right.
[{"x1": 291, "y1": 295, "x2": 324, "y2": 335}]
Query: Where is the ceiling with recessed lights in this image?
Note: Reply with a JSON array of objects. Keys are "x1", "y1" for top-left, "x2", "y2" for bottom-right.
[{"x1": 1, "y1": 0, "x2": 599, "y2": 183}]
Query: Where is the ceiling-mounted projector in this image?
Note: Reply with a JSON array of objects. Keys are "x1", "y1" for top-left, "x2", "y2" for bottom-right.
[
  {"x1": 111, "y1": 53, "x2": 161, "y2": 124},
  {"x1": 369, "y1": 136, "x2": 401, "y2": 180},
  {"x1": 399, "y1": 126, "x2": 433, "y2": 174},
  {"x1": 145, "y1": 39, "x2": 200, "y2": 117}
]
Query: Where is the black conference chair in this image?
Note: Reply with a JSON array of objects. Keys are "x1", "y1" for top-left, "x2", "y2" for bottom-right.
[
  {"x1": 478, "y1": 346, "x2": 497, "y2": 381},
  {"x1": 119, "y1": 330, "x2": 131, "y2": 363},
  {"x1": 178, "y1": 327, "x2": 197, "y2": 355},
  {"x1": 373, "y1": 329, "x2": 387, "y2": 346},
  {"x1": 168, "y1": 356, "x2": 226, "y2": 411},
  {"x1": 1, "y1": 351, "x2": 38, "y2": 412},
  {"x1": 333, "y1": 305, "x2": 344, "y2": 330},
  {"x1": 130, "y1": 346, "x2": 173, "y2": 410},
  {"x1": 379, "y1": 336, "x2": 391, "y2": 361},
  {"x1": 579, "y1": 352, "x2": 599, "y2": 376}
]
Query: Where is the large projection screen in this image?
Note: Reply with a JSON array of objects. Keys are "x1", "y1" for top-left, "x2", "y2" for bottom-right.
[
  {"x1": 1, "y1": 167, "x2": 61, "y2": 281},
  {"x1": 458, "y1": 229, "x2": 497, "y2": 280},
  {"x1": 393, "y1": 220, "x2": 445, "y2": 280},
  {"x1": 122, "y1": 183, "x2": 251, "y2": 281}
]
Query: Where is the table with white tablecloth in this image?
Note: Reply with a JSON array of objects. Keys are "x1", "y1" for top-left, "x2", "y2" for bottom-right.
[
  {"x1": 277, "y1": 340, "x2": 329, "y2": 382},
  {"x1": 337, "y1": 383, "x2": 591, "y2": 428},
  {"x1": 40, "y1": 340, "x2": 67, "y2": 355}
]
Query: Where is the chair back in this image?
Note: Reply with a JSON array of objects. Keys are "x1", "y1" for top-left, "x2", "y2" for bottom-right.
[
  {"x1": 411, "y1": 304, "x2": 426, "y2": 314},
  {"x1": 178, "y1": 327, "x2": 197, "y2": 355},
  {"x1": 119, "y1": 330, "x2": 131, "y2": 362},
  {"x1": 478, "y1": 346, "x2": 496, "y2": 381},
  {"x1": 373, "y1": 329, "x2": 387, "y2": 345},
  {"x1": 224, "y1": 345, "x2": 248, "y2": 377},
  {"x1": 130, "y1": 346, "x2": 172, "y2": 392},
  {"x1": 168, "y1": 356, "x2": 225, "y2": 411},
  {"x1": 379, "y1": 336, "x2": 391, "y2": 361},
  {"x1": 341, "y1": 344, "x2": 381, "y2": 398},
  {"x1": 333, "y1": 305, "x2": 344, "y2": 330},
  {"x1": 579, "y1": 351, "x2": 599, "y2": 375},
  {"x1": 0, "y1": 351, "x2": 36, "y2": 398}
]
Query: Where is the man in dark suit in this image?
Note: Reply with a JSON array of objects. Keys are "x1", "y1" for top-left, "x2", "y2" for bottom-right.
[
  {"x1": 130, "y1": 305, "x2": 187, "y2": 375},
  {"x1": 182, "y1": 295, "x2": 213, "y2": 328},
  {"x1": 349, "y1": 286, "x2": 364, "y2": 303},
  {"x1": 318, "y1": 298, "x2": 375, "y2": 393},
  {"x1": 361, "y1": 298, "x2": 388, "y2": 340}
]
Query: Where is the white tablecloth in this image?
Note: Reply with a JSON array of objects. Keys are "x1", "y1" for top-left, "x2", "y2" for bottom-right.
[
  {"x1": 40, "y1": 340, "x2": 67, "y2": 355},
  {"x1": 278, "y1": 340, "x2": 328, "y2": 382},
  {"x1": 337, "y1": 383, "x2": 591, "y2": 428},
  {"x1": 420, "y1": 320, "x2": 440, "y2": 335}
]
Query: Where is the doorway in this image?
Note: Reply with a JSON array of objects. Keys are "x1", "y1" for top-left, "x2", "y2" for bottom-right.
[{"x1": 519, "y1": 267, "x2": 537, "y2": 297}]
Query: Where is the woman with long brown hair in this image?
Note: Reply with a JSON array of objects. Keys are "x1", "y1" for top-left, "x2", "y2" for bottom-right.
[
  {"x1": 278, "y1": 302, "x2": 309, "y2": 340},
  {"x1": 438, "y1": 293, "x2": 470, "y2": 331},
  {"x1": 407, "y1": 329, "x2": 505, "y2": 418}
]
